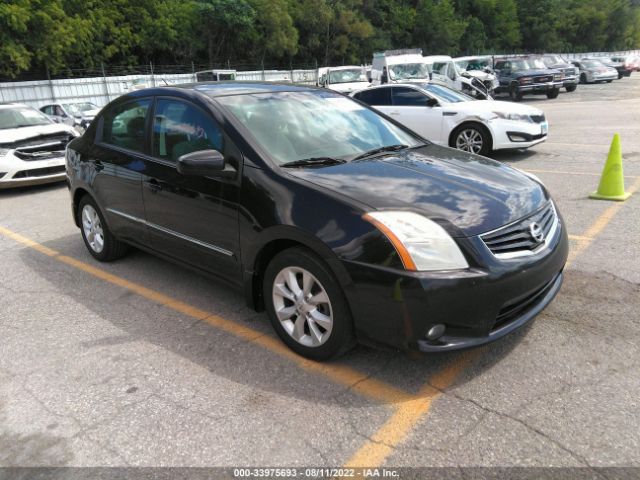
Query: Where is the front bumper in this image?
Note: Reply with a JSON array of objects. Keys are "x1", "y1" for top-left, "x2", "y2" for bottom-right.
[
  {"x1": 489, "y1": 118, "x2": 548, "y2": 150},
  {"x1": 563, "y1": 75, "x2": 578, "y2": 86},
  {"x1": 0, "y1": 153, "x2": 66, "y2": 189},
  {"x1": 587, "y1": 71, "x2": 618, "y2": 82},
  {"x1": 518, "y1": 80, "x2": 563, "y2": 94},
  {"x1": 342, "y1": 212, "x2": 568, "y2": 352}
]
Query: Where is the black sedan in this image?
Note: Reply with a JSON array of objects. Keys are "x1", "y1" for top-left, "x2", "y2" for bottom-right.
[{"x1": 66, "y1": 83, "x2": 568, "y2": 360}]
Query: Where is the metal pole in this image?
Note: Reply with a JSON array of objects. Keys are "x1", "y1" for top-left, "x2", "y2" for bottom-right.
[
  {"x1": 101, "y1": 63, "x2": 110, "y2": 102},
  {"x1": 150, "y1": 61, "x2": 156, "y2": 87},
  {"x1": 191, "y1": 61, "x2": 196, "y2": 82},
  {"x1": 46, "y1": 67, "x2": 56, "y2": 103}
]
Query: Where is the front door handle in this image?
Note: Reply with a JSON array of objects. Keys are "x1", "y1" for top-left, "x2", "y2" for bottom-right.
[{"x1": 147, "y1": 179, "x2": 162, "y2": 193}]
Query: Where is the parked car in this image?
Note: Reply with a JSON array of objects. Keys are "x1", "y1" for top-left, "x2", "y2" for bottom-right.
[
  {"x1": 493, "y1": 57, "x2": 563, "y2": 101},
  {"x1": 427, "y1": 55, "x2": 495, "y2": 99},
  {"x1": 540, "y1": 54, "x2": 579, "y2": 92},
  {"x1": 351, "y1": 83, "x2": 547, "y2": 156},
  {"x1": 371, "y1": 49, "x2": 431, "y2": 85},
  {"x1": 317, "y1": 66, "x2": 370, "y2": 94},
  {"x1": 0, "y1": 103, "x2": 78, "y2": 189},
  {"x1": 40, "y1": 102, "x2": 101, "y2": 133},
  {"x1": 610, "y1": 55, "x2": 640, "y2": 72},
  {"x1": 66, "y1": 83, "x2": 567, "y2": 359},
  {"x1": 570, "y1": 59, "x2": 618, "y2": 83},
  {"x1": 195, "y1": 69, "x2": 237, "y2": 82},
  {"x1": 583, "y1": 57, "x2": 632, "y2": 79},
  {"x1": 453, "y1": 55, "x2": 501, "y2": 93}
]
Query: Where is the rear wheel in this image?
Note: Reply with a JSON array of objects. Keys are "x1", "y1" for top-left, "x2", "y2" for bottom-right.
[
  {"x1": 546, "y1": 88, "x2": 560, "y2": 99},
  {"x1": 78, "y1": 195, "x2": 128, "y2": 262},
  {"x1": 509, "y1": 83, "x2": 523, "y2": 101},
  {"x1": 451, "y1": 123, "x2": 491, "y2": 156},
  {"x1": 580, "y1": 73, "x2": 587, "y2": 84},
  {"x1": 263, "y1": 247, "x2": 355, "y2": 360}
]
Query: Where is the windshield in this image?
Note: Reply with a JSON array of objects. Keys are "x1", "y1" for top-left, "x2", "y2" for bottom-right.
[
  {"x1": 63, "y1": 103, "x2": 98, "y2": 115},
  {"x1": 455, "y1": 58, "x2": 491, "y2": 71},
  {"x1": 329, "y1": 68, "x2": 366, "y2": 84},
  {"x1": 582, "y1": 60, "x2": 605, "y2": 68},
  {"x1": 389, "y1": 63, "x2": 429, "y2": 80},
  {"x1": 216, "y1": 90, "x2": 421, "y2": 164},
  {"x1": 0, "y1": 106, "x2": 52, "y2": 130},
  {"x1": 424, "y1": 84, "x2": 473, "y2": 103},
  {"x1": 544, "y1": 55, "x2": 564, "y2": 65}
]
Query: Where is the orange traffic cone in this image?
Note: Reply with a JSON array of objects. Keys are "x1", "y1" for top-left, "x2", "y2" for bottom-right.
[{"x1": 590, "y1": 134, "x2": 631, "y2": 201}]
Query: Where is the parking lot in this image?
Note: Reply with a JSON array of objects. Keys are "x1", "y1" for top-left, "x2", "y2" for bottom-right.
[{"x1": 1, "y1": 76, "x2": 639, "y2": 473}]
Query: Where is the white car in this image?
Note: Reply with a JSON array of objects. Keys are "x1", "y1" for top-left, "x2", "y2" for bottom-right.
[
  {"x1": 351, "y1": 83, "x2": 547, "y2": 156},
  {"x1": 0, "y1": 103, "x2": 79, "y2": 189},
  {"x1": 317, "y1": 66, "x2": 370, "y2": 94}
]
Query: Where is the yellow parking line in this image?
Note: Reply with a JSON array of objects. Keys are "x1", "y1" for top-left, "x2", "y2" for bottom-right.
[
  {"x1": 343, "y1": 351, "x2": 478, "y2": 468},
  {"x1": 568, "y1": 234, "x2": 591, "y2": 241},
  {"x1": 567, "y1": 176, "x2": 640, "y2": 266},
  {"x1": 0, "y1": 225, "x2": 413, "y2": 405},
  {"x1": 343, "y1": 175, "x2": 640, "y2": 468},
  {"x1": 524, "y1": 169, "x2": 639, "y2": 179}
]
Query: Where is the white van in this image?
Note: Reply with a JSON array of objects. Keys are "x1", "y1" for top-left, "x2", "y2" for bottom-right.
[
  {"x1": 195, "y1": 69, "x2": 237, "y2": 82},
  {"x1": 317, "y1": 66, "x2": 370, "y2": 94},
  {"x1": 371, "y1": 49, "x2": 430, "y2": 85}
]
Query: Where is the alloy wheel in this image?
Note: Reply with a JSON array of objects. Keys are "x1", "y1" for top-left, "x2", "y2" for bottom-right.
[
  {"x1": 82, "y1": 204, "x2": 105, "y2": 253},
  {"x1": 455, "y1": 128, "x2": 484, "y2": 154},
  {"x1": 272, "y1": 266, "x2": 333, "y2": 347}
]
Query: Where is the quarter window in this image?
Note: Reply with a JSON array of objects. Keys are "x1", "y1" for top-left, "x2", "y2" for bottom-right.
[
  {"x1": 391, "y1": 87, "x2": 430, "y2": 107},
  {"x1": 152, "y1": 99, "x2": 224, "y2": 162},
  {"x1": 101, "y1": 99, "x2": 151, "y2": 153}
]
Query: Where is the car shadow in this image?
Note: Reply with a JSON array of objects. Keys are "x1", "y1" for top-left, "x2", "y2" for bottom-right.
[
  {"x1": 18, "y1": 234, "x2": 530, "y2": 407},
  {"x1": 491, "y1": 148, "x2": 538, "y2": 163}
]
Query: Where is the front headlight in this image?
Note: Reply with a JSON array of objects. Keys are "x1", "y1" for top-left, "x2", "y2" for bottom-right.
[
  {"x1": 363, "y1": 211, "x2": 469, "y2": 271},
  {"x1": 492, "y1": 112, "x2": 533, "y2": 122}
]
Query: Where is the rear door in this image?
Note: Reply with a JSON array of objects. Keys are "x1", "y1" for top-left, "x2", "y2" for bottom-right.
[
  {"x1": 141, "y1": 96, "x2": 242, "y2": 283},
  {"x1": 388, "y1": 86, "x2": 444, "y2": 143}
]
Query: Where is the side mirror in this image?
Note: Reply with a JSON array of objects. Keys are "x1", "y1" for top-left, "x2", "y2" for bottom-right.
[
  {"x1": 426, "y1": 97, "x2": 439, "y2": 108},
  {"x1": 177, "y1": 149, "x2": 226, "y2": 176}
]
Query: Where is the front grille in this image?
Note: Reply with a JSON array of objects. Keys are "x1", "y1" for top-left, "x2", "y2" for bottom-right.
[
  {"x1": 534, "y1": 75, "x2": 552, "y2": 83},
  {"x1": 493, "y1": 274, "x2": 558, "y2": 331},
  {"x1": 529, "y1": 114, "x2": 546, "y2": 123},
  {"x1": 5, "y1": 133, "x2": 74, "y2": 162},
  {"x1": 13, "y1": 165, "x2": 66, "y2": 179},
  {"x1": 481, "y1": 202, "x2": 557, "y2": 257}
]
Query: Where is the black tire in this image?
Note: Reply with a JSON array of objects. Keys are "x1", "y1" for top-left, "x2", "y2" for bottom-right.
[
  {"x1": 580, "y1": 73, "x2": 587, "y2": 84},
  {"x1": 618, "y1": 73, "x2": 622, "y2": 79},
  {"x1": 606, "y1": 80, "x2": 613, "y2": 83},
  {"x1": 509, "y1": 83, "x2": 523, "y2": 102},
  {"x1": 565, "y1": 84, "x2": 577, "y2": 92},
  {"x1": 78, "y1": 195, "x2": 128, "y2": 262},
  {"x1": 450, "y1": 123, "x2": 492, "y2": 157},
  {"x1": 546, "y1": 88, "x2": 560, "y2": 99},
  {"x1": 263, "y1": 247, "x2": 355, "y2": 360}
]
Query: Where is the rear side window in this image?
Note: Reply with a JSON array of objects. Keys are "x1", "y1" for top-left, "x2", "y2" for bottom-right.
[
  {"x1": 391, "y1": 87, "x2": 429, "y2": 107},
  {"x1": 353, "y1": 88, "x2": 392, "y2": 106},
  {"x1": 101, "y1": 99, "x2": 151, "y2": 153},
  {"x1": 152, "y1": 99, "x2": 224, "y2": 162}
]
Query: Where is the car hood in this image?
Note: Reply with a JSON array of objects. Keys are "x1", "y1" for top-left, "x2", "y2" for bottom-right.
[
  {"x1": 286, "y1": 144, "x2": 547, "y2": 237},
  {"x1": 0, "y1": 123, "x2": 76, "y2": 145},
  {"x1": 329, "y1": 82, "x2": 370, "y2": 93},
  {"x1": 77, "y1": 108, "x2": 101, "y2": 118},
  {"x1": 442, "y1": 99, "x2": 543, "y2": 116},
  {"x1": 464, "y1": 70, "x2": 496, "y2": 80}
]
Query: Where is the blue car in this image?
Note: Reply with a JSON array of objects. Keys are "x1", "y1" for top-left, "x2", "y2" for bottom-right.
[{"x1": 494, "y1": 57, "x2": 563, "y2": 101}]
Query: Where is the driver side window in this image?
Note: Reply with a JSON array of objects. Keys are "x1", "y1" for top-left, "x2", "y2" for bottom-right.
[{"x1": 152, "y1": 99, "x2": 224, "y2": 162}]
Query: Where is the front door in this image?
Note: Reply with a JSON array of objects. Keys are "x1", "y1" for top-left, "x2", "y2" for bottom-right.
[
  {"x1": 386, "y1": 87, "x2": 444, "y2": 143},
  {"x1": 141, "y1": 97, "x2": 242, "y2": 283}
]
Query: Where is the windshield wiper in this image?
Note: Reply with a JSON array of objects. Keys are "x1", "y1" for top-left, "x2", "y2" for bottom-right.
[
  {"x1": 352, "y1": 144, "x2": 409, "y2": 161},
  {"x1": 280, "y1": 157, "x2": 346, "y2": 168}
]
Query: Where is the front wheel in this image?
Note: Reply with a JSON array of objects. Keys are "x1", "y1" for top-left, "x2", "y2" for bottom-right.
[
  {"x1": 546, "y1": 88, "x2": 560, "y2": 99},
  {"x1": 509, "y1": 84, "x2": 523, "y2": 101},
  {"x1": 580, "y1": 73, "x2": 587, "y2": 84},
  {"x1": 565, "y1": 84, "x2": 577, "y2": 92},
  {"x1": 263, "y1": 247, "x2": 355, "y2": 360},
  {"x1": 606, "y1": 80, "x2": 613, "y2": 83},
  {"x1": 78, "y1": 195, "x2": 128, "y2": 262},
  {"x1": 451, "y1": 124, "x2": 491, "y2": 156}
]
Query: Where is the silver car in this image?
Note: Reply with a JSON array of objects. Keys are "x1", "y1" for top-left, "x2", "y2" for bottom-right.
[
  {"x1": 571, "y1": 59, "x2": 618, "y2": 84},
  {"x1": 40, "y1": 102, "x2": 101, "y2": 133}
]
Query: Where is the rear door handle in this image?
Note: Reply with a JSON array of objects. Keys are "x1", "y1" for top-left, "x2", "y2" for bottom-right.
[{"x1": 147, "y1": 179, "x2": 162, "y2": 193}]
